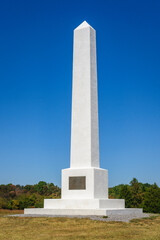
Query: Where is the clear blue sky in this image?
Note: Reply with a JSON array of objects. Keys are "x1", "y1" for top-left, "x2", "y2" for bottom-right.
[{"x1": 0, "y1": 0, "x2": 160, "y2": 187}]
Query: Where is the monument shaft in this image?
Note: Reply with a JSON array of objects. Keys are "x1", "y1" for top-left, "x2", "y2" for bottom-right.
[{"x1": 71, "y1": 21, "x2": 99, "y2": 168}]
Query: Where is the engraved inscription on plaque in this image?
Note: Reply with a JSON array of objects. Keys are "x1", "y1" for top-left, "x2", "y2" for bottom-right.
[{"x1": 69, "y1": 176, "x2": 86, "y2": 190}]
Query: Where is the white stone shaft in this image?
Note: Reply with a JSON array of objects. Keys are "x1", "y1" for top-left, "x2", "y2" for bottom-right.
[{"x1": 70, "y1": 21, "x2": 99, "y2": 168}]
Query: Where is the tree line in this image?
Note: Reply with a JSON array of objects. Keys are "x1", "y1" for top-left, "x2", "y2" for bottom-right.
[
  {"x1": 109, "y1": 178, "x2": 160, "y2": 213},
  {"x1": 0, "y1": 178, "x2": 160, "y2": 213},
  {"x1": 0, "y1": 181, "x2": 61, "y2": 210}
]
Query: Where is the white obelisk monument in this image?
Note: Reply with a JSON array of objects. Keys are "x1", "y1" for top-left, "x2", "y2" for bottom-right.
[
  {"x1": 24, "y1": 21, "x2": 142, "y2": 216},
  {"x1": 61, "y1": 21, "x2": 109, "y2": 201},
  {"x1": 71, "y1": 21, "x2": 99, "y2": 170}
]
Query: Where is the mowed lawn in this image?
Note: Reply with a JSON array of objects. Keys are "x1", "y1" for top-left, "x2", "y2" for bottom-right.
[{"x1": 0, "y1": 210, "x2": 160, "y2": 240}]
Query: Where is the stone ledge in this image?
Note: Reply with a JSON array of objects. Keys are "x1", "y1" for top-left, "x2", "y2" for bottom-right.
[
  {"x1": 44, "y1": 198, "x2": 124, "y2": 209},
  {"x1": 24, "y1": 208, "x2": 143, "y2": 216}
]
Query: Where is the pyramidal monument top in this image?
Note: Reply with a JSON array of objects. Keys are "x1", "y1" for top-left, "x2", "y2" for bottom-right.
[{"x1": 75, "y1": 21, "x2": 95, "y2": 31}]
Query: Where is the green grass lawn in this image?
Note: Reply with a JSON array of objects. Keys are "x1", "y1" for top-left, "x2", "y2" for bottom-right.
[{"x1": 0, "y1": 210, "x2": 160, "y2": 240}]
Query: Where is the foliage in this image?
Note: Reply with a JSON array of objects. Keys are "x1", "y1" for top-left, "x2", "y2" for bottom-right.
[
  {"x1": 0, "y1": 181, "x2": 61, "y2": 210},
  {"x1": 0, "y1": 197, "x2": 8, "y2": 209},
  {"x1": 143, "y1": 183, "x2": 160, "y2": 213},
  {"x1": 119, "y1": 185, "x2": 132, "y2": 208},
  {"x1": 129, "y1": 178, "x2": 143, "y2": 208},
  {"x1": 109, "y1": 178, "x2": 160, "y2": 213}
]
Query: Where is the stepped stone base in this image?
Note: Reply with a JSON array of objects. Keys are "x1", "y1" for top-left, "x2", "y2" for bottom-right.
[
  {"x1": 24, "y1": 208, "x2": 143, "y2": 216},
  {"x1": 24, "y1": 199, "x2": 143, "y2": 216}
]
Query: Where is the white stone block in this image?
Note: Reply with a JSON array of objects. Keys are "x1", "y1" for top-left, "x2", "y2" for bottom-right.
[
  {"x1": 24, "y1": 207, "x2": 143, "y2": 216},
  {"x1": 44, "y1": 199, "x2": 124, "y2": 209},
  {"x1": 61, "y1": 167, "x2": 108, "y2": 199}
]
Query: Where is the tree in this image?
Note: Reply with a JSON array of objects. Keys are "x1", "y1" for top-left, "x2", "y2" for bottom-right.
[
  {"x1": 119, "y1": 185, "x2": 132, "y2": 208},
  {"x1": 8, "y1": 200, "x2": 20, "y2": 210},
  {"x1": 143, "y1": 184, "x2": 160, "y2": 213},
  {"x1": 130, "y1": 178, "x2": 143, "y2": 208},
  {"x1": 34, "y1": 181, "x2": 47, "y2": 195},
  {"x1": 0, "y1": 197, "x2": 8, "y2": 209}
]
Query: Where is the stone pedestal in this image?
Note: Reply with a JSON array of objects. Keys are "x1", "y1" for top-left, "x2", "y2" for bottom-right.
[{"x1": 61, "y1": 168, "x2": 108, "y2": 199}]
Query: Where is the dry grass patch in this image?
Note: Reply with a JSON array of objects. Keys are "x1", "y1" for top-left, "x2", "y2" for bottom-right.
[
  {"x1": 0, "y1": 209, "x2": 23, "y2": 215},
  {"x1": 0, "y1": 211, "x2": 160, "y2": 240}
]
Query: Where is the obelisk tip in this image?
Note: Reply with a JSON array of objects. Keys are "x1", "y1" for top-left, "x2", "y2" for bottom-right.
[{"x1": 75, "y1": 21, "x2": 95, "y2": 31}]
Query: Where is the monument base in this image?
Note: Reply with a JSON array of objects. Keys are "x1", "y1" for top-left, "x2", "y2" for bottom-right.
[
  {"x1": 24, "y1": 198, "x2": 143, "y2": 216},
  {"x1": 24, "y1": 208, "x2": 143, "y2": 216}
]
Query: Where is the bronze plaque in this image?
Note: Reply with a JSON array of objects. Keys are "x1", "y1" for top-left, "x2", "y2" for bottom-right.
[{"x1": 69, "y1": 176, "x2": 86, "y2": 190}]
